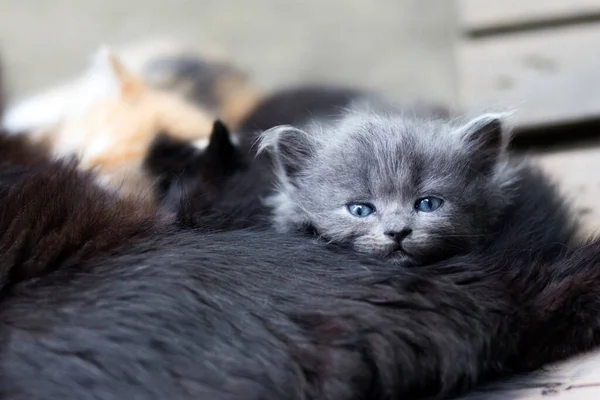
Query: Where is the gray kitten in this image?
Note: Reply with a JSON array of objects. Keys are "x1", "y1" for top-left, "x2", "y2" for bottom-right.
[{"x1": 258, "y1": 109, "x2": 521, "y2": 264}]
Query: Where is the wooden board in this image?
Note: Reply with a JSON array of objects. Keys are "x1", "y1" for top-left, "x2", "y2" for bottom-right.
[
  {"x1": 456, "y1": 23, "x2": 600, "y2": 130},
  {"x1": 459, "y1": 0, "x2": 600, "y2": 32}
]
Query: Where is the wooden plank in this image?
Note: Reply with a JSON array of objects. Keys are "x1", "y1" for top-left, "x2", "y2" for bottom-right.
[
  {"x1": 456, "y1": 24, "x2": 600, "y2": 130},
  {"x1": 459, "y1": 0, "x2": 600, "y2": 32}
]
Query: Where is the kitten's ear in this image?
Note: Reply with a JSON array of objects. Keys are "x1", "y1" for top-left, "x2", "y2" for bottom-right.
[
  {"x1": 203, "y1": 120, "x2": 242, "y2": 177},
  {"x1": 258, "y1": 125, "x2": 316, "y2": 179},
  {"x1": 458, "y1": 113, "x2": 510, "y2": 160},
  {"x1": 89, "y1": 46, "x2": 145, "y2": 98}
]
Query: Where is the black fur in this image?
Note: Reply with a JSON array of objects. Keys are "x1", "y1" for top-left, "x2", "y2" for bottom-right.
[
  {"x1": 2, "y1": 153, "x2": 600, "y2": 399},
  {"x1": 485, "y1": 162, "x2": 577, "y2": 260},
  {"x1": 144, "y1": 120, "x2": 244, "y2": 207}
]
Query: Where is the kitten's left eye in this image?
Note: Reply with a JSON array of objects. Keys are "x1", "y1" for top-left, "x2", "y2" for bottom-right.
[
  {"x1": 415, "y1": 197, "x2": 444, "y2": 212},
  {"x1": 347, "y1": 203, "x2": 375, "y2": 217}
]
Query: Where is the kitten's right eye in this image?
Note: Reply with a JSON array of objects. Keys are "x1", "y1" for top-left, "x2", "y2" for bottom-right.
[
  {"x1": 415, "y1": 196, "x2": 444, "y2": 212},
  {"x1": 347, "y1": 203, "x2": 375, "y2": 217}
]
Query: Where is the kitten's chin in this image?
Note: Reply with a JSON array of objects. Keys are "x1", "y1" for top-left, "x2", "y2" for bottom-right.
[
  {"x1": 369, "y1": 246, "x2": 415, "y2": 264},
  {"x1": 385, "y1": 250, "x2": 414, "y2": 265},
  {"x1": 352, "y1": 241, "x2": 417, "y2": 265}
]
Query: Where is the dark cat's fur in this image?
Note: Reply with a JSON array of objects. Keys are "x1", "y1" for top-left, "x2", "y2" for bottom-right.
[{"x1": 3, "y1": 135, "x2": 600, "y2": 399}]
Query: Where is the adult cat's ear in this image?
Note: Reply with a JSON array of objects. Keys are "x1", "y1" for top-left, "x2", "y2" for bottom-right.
[
  {"x1": 458, "y1": 113, "x2": 510, "y2": 161},
  {"x1": 258, "y1": 125, "x2": 316, "y2": 180}
]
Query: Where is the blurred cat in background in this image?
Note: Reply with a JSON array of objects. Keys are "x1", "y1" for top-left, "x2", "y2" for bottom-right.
[{"x1": 1, "y1": 43, "x2": 260, "y2": 200}]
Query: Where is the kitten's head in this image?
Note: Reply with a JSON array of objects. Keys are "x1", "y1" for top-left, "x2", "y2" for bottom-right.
[
  {"x1": 144, "y1": 120, "x2": 269, "y2": 230},
  {"x1": 260, "y1": 111, "x2": 519, "y2": 264},
  {"x1": 145, "y1": 119, "x2": 243, "y2": 201}
]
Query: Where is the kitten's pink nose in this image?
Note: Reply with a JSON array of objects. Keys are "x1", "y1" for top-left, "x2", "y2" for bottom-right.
[{"x1": 384, "y1": 228, "x2": 412, "y2": 243}]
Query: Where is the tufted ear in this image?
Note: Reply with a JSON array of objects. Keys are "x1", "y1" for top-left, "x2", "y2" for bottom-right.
[
  {"x1": 457, "y1": 113, "x2": 509, "y2": 163},
  {"x1": 258, "y1": 125, "x2": 317, "y2": 181}
]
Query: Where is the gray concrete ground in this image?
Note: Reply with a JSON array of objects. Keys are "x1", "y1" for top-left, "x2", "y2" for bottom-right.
[{"x1": 0, "y1": 0, "x2": 458, "y2": 106}]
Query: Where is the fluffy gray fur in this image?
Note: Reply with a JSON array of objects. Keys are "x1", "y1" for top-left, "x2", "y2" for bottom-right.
[{"x1": 258, "y1": 109, "x2": 521, "y2": 264}]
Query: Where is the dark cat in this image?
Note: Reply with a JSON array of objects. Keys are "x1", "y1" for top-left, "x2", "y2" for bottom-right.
[{"x1": 3, "y1": 137, "x2": 600, "y2": 399}]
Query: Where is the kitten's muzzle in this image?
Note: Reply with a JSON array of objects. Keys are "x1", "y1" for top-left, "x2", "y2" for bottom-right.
[
  {"x1": 387, "y1": 247, "x2": 413, "y2": 264},
  {"x1": 384, "y1": 228, "x2": 412, "y2": 243},
  {"x1": 384, "y1": 229, "x2": 414, "y2": 261}
]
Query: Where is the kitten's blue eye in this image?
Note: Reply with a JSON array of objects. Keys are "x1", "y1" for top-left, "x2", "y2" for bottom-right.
[
  {"x1": 347, "y1": 203, "x2": 375, "y2": 217},
  {"x1": 415, "y1": 197, "x2": 444, "y2": 212}
]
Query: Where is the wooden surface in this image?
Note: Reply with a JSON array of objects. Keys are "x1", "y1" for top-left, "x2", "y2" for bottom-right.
[
  {"x1": 459, "y1": 349, "x2": 600, "y2": 399},
  {"x1": 459, "y1": 0, "x2": 600, "y2": 32},
  {"x1": 456, "y1": 23, "x2": 600, "y2": 130}
]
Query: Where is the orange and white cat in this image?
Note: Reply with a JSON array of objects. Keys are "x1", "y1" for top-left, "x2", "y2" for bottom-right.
[
  {"x1": 121, "y1": 40, "x2": 262, "y2": 132},
  {"x1": 2, "y1": 47, "x2": 225, "y2": 199}
]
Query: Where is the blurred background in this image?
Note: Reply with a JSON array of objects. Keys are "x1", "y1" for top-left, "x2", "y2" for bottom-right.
[
  {"x1": 0, "y1": 0, "x2": 456, "y2": 105},
  {"x1": 1, "y1": 0, "x2": 600, "y2": 233}
]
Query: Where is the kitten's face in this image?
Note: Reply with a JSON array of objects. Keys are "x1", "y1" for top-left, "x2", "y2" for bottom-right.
[{"x1": 263, "y1": 112, "x2": 515, "y2": 265}]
